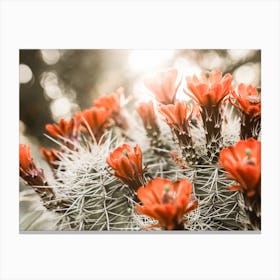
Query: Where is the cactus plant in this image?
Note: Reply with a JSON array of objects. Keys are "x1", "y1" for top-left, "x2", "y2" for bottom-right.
[{"x1": 19, "y1": 66, "x2": 261, "y2": 231}]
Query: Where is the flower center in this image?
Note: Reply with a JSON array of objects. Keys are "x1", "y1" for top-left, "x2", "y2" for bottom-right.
[
  {"x1": 122, "y1": 149, "x2": 129, "y2": 157},
  {"x1": 243, "y1": 148, "x2": 256, "y2": 165},
  {"x1": 162, "y1": 184, "x2": 175, "y2": 204},
  {"x1": 245, "y1": 148, "x2": 252, "y2": 157},
  {"x1": 164, "y1": 184, "x2": 171, "y2": 192}
]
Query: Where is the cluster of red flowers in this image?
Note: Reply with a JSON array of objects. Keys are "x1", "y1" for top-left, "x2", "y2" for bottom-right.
[
  {"x1": 138, "y1": 68, "x2": 261, "y2": 163},
  {"x1": 143, "y1": 68, "x2": 234, "y2": 107},
  {"x1": 40, "y1": 88, "x2": 128, "y2": 169},
  {"x1": 106, "y1": 143, "x2": 198, "y2": 230},
  {"x1": 142, "y1": 67, "x2": 261, "y2": 127},
  {"x1": 105, "y1": 137, "x2": 261, "y2": 229},
  {"x1": 109, "y1": 68, "x2": 261, "y2": 229},
  {"x1": 20, "y1": 67, "x2": 262, "y2": 231}
]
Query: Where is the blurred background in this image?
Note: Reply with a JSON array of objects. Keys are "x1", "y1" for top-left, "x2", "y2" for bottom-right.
[{"x1": 19, "y1": 49, "x2": 261, "y2": 230}]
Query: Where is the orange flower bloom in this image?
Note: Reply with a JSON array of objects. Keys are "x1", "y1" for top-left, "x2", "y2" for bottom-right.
[
  {"x1": 106, "y1": 144, "x2": 145, "y2": 190},
  {"x1": 20, "y1": 144, "x2": 37, "y2": 178},
  {"x1": 40, "y1": 147, "x2": 61, "y2": 170},
  {"x1": 159, "y1": 101, "x2": 197, "y2": 164},
  {"x1": 20, "y1": 144, "x2": 55, "y2": 205},
  {"x1": 136, "y1": 177, "x2": 198, "y2": 230},
  {"x1": 136, "y1": 101, "x2": 159, "y2": 133},
  {"x1": 94, "y1": 87, "x2": 128, "y2": 129},
  {"x1": 159, "y1": 101, "x2": 192, "y2": 133},
  {"x1": 20, "y1": 144, "x2": 47, "y2": 187},
  {"x1": 144, "y1": 68, "x2": 181, "y2": 105},
  {"x1": 219, "y1": 138, "x2": 261, "y2": 197},
  {"x1": 231, "y1": 83, "x2": 261, "y2": 117},
  {"x1": 76, "y1": 107, "x2": 113, "y2": 142},
  {"x1": 94, "y1": 87, "x2": 123, "y2": 114},
  {"x1": 185, "y1": 70, "x2": 232, "y2": 107},
  {"x1": 45, "y1": 118, "x2": 79, "y2": 141}
]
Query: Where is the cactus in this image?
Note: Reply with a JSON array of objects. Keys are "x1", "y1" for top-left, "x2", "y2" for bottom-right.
[
  {"x1": 19, "y1": 68, "x2": 261, "y2": 231},
  {"x1": 47, "y1": 133, "x2": 138, "y2": 231},
  {"x1": 134, "y1": 133, "x2": 247, "y2": 231}
]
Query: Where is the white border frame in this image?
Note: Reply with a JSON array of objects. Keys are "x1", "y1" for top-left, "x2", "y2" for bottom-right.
[{"x1": 1, "y1": 1, "x2": 280, "y2": 279}]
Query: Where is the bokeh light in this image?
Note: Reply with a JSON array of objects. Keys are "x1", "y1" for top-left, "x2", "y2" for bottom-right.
[
  {"x1": 200, "y1": 51, "x2": 224, "y2": 71},
  {"x1": 40, "y1": 71, "x2": 63, "y2": 100},
  {"x1": 233, "y1": 62, "x2": 261, "y2": 85},
  {"x1": 228, "y1": 49, "x2": 256, "y2": 61},
  {"x1": 40, "y1": 49, "x2": 61, "y2": 65},
  {"x1": 19, "y1": 64, "x2": 33, "y2": 84},
  {"x1": 50, "y1": 97, "x2": 72, "y2": 122}
]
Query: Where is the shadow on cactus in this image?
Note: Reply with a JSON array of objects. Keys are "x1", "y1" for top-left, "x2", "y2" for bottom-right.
[{"x1": 19, "y1": 66, "x2": 261, "y2": 231}]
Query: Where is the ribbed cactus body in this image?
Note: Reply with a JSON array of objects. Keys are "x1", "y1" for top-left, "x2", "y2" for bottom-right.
[{"x1": 47, "y1": 135, "x2": 135, "y2": 231}]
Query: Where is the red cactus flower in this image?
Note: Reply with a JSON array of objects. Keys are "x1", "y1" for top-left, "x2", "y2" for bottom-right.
[
  {"x1": 231, "y1": 83, "x2": 261, "y2": 117},
  {"x1": 159, "y1": 101, "x2": 192, "y2": 133},
  {"x1": 19, "y1": 144, "x2": 47, "y2": 187},
  {"x1": 136, "y1": 101, "x2": 159, "y2": 133},
  {"x1": 185, "y1": 70, "x2": 232, "y2": 107},
  {"x1": 136, "y1": 177, "x2": 198, "y2": 230},
  {"x1": 144, "y1": 68, "x2": 181, "y2": 105},
  {"x1": 20, "y1": 144, "x2": 37, "y2": 178},
  {"x1": 94, "y1": 87, "x2": 128, "y2": 129},
  {"x1": 20, "y1": 144, "x2": 55, "y2": 205},
  {"x1": 45, "y1": 118, "x2": 80, "y2": 141},
  {"x1": 40, "y1": 147, "x2": 61, "y2": 170},
  {"x1": 159, "y1": 101, "x2": 197, "y2": 164},
  {"x1": 106, "y1": 144, "x2": 145, "y2": 190},
  {"x1": 94, "y1": 87, "x2": 123, "y2": 114},
  {"x1": 75, "y1": 107, "x2": 113, "y2": 142},
  {"x1": 219, "y1": 138, "x2": 261, "y2": 197}
]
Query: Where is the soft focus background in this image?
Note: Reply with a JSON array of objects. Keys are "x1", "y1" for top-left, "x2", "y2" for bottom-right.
[{"x1": 19, "y1": 49, "x2": 261, "y2": 230}]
